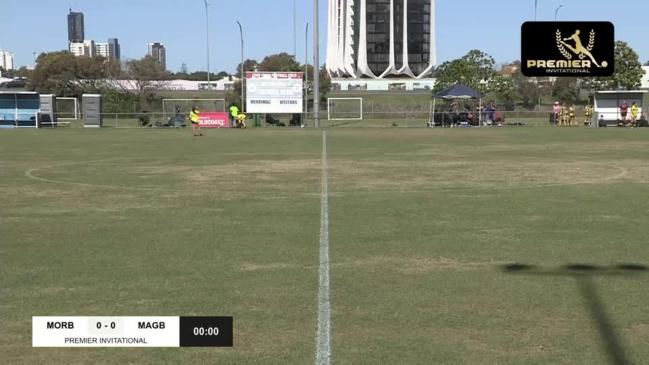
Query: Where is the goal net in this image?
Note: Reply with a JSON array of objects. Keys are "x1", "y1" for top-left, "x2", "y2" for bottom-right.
[
  {"x1": 55, "y1": 97, "x2": 79, "y2": 120},
  {"x1": 162, "y1": 99, "x2": 226, "y2": 119},
  {"x1": 327, "y1": 97, "x2": 363, "y2": 120}
]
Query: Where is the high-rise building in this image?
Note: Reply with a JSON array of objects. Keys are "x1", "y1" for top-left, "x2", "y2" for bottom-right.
[
  {"x1": 0, "y1": 50, "x2": 15, "y2": 70},
  {"x1": 69, "y1": 40, "x2": 96, "y2": 57},
  {"x1": 67, "y1": 9, "x2": 85, "y2": 43},
  {"x1": 96, "y1": 43, "x2": 110, "y2": 58},
  {"x1": 108, "y1": 38, "x2": 121, "y2": 62},
  {"x1": 326, "y1": 0, "x2": 437, "y2": 79},
  {"x1": 148, "y1": 43, "x2": 167, "y2": 69},
  {"x1": 96, "y1": 39, "x2": 120, "y2": 62}
]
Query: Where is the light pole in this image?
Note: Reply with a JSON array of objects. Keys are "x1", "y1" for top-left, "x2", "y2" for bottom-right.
[
  {"x1": 554, "y1": 4, "x2": 563, "y2": 21},
  {"x1": 236, "y1": 21, "x2": 244, "y2": 111},
  {"x1": 534, "y1": 0, "x2": 538, "y2": 21},
  {"x1": 293, "y1": 0, "x2": 297, "y2": 57},
  {"x1": 304, "y1": 22, "x2": 309, "y2": 125},
  {"x1": 313, "y1": 0, "x2": 320, "y2": 128},
  {"x1": 203, "y1": 0, "x2": 211, "y2": 90}
]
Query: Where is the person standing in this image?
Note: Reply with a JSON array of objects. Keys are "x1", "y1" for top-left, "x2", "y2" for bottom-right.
[
  {"x1": 630, "y1": 102, "x2": 640, "y2": 127},
  {"x1": 189, "y1": 106, "x2": 203, "y2": 136},
  {"x1": 568, "y1": 104, "x2": 576, "y2": 126},
  {"x1": 229, "y1": 104, "x2": 240, "y2": 128},
  {"x1": 553, "y1": 101, "x2": 561, "y2": 126},
  {"x1": 620, "y1": 101, "x2": 629, "y2": 125},
  {"x1": 584, "y1": 104, "x2": 593, "y2": 127}
]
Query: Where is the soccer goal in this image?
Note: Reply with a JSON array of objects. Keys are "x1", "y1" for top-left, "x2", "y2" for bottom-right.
[
  {"x1": 327, "y1": 97, "x2": 363, "y2": 120},
  {"x1": 162, "y1": 99, "x2": 226, "y2": 119},
  {"x1": 55, "y1": 97, "x2": 79, "y2": 120}
]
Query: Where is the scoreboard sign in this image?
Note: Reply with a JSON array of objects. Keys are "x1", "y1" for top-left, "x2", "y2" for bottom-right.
[{"x1": 246, "y1": 72, "x2": 303, "y2": 113}]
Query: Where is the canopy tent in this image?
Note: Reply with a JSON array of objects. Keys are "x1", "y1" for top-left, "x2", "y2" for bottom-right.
[{"x1": 430, "y1": 84, "x2": 483, "y2": 126}]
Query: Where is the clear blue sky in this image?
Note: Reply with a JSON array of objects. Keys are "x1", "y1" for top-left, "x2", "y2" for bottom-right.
[{"x1": 1, "y1": 0, "x2": 648, "y2": 73}]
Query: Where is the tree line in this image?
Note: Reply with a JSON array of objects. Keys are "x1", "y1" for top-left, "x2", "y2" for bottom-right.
[{"x1": 433, "y1": 41, "x2": 646, "y2": 109}]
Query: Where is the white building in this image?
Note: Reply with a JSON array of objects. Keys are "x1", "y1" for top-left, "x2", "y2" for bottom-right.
[
  {"x1": 96, "y1": 43, "x2": 110, "y2": 58},
  {"x1": 327, "y1": 0, "x2": 437, "y2": 79},
  {"x1": 641, "y1": 66, "x2": 649, "y2": 89},
  {"x1": 0, "y1": 50, "x2": 14, "y2": 70},
  {"x1": 69, "y1": 40, "x2": 96, "y2": 57}
]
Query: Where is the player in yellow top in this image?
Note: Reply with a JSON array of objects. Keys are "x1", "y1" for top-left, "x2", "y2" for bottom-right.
[
  {"x1": 189, "y1": 106, "x2": 203, "y2": 136},
  {"x1": 584, "y1": 105, "x2": 593, "y2": 127},
  {"x1": 568, "y1": 105, "x2": 576, "y2": 126},
  {"x1": 630, "y1": 102, "x2": 640, "y2": 127},
  {"x1": 235, "y1": 113, "x2": 247, "y2": 128}
]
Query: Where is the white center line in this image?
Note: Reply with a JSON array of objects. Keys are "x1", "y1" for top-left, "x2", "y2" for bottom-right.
[{"x1": 316, "y1": 131, "x2": 331, "y2": 365}]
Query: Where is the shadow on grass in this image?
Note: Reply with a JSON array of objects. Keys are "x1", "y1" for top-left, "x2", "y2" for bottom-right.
[{"x1": 501, "y1": 263, "x2": 647, "y2": 365}]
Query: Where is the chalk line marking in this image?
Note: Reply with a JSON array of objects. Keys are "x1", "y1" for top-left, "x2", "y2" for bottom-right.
[{"x1": 316, "y1": 131, "x2": 331, "y2": 365}]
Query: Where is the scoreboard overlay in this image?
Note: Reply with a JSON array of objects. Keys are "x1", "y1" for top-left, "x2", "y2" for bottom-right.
[{"x1": 32, "y1": 316, "x2": 233, "y2": 347}]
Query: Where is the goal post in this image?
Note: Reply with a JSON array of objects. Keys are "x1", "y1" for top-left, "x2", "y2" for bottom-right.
[
  {"x1": 327, "y1": 97, "x2": 363, "y2": 120},
  {"x1": 162, "y1": 99, "x2": 226, "y2": 119},
  {"x1": 55, "y1": 97, "x2": 79, "y2": 120}
]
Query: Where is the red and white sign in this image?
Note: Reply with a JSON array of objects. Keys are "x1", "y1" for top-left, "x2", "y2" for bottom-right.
[{"x1": 199, "y1": 112, "x2": 229, "y2": 128}]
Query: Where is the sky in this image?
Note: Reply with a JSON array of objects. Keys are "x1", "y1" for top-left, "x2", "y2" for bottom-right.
[{"x1": 1, "y1": 0, "x2": 648, "y2": 73}]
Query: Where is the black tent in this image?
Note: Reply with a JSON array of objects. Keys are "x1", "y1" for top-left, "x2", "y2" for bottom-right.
[{"x1": 431, "y1": 84, "x2": 483, "y2": 126}]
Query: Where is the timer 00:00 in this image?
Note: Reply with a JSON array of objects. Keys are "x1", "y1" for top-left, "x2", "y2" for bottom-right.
[{"x1": 193, "y1": 327, "x2": 219, "y2": 336}]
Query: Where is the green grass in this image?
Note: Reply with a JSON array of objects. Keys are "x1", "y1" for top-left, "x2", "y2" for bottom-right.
[{"x1": 2, "y1": 128, "x2": 649, "y2": 364}]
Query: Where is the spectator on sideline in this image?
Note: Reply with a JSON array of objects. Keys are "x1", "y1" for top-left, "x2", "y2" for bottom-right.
[
  {"x1": 553, "y1": 101, "x2": 561, "y2": 126},
  {"x1": 584, "y1": 104, "x2": 593, "y2": 127},
  {"x1": 229, "y1": 104, "x2": 240, "y2": 128},
  {"x1": 620, "y1": 100, "x2": 629, "y2": 125},
  {"x1": 568, "y1": 104, "x2": 576, "y2": 126},
  {"x1": 630, "y1": 102, "x2": 640, "y2": 127},
  {"x1": 189, "y1": 106, "x2": 202, "y2": 136}
]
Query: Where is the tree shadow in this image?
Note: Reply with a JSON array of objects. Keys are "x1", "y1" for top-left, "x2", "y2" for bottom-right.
[{"x1": 501, "y1": 263, "x2": 647, "y2": 365}]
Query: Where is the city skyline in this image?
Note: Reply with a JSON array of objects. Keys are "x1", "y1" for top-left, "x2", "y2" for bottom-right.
[{"x1": 1, "y1": 0, "x2": 648, "y2": 73}]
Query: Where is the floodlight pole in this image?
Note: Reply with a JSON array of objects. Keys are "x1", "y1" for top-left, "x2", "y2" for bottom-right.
[
  {"x1": 293, "y1": 0, "x2": 298, "y2": 57},
  {"x1": 554, "y1": 5, "x2": 563, "y2": 21},
  {"x1": 236, "y1": 21, "x2": 244, "y2": 111},
  {"x1": 305, "y1": 22, "x2": 310, "y2": 123},
  {"x1": 204, "y1": 0, "x2": 211, "y2": 90},
  {"x1": 313, "y1": 0, "x2": 320, "y2": 128},
  {"x1": 534, "y1": 0, "x2": 538, "y2": 21}
]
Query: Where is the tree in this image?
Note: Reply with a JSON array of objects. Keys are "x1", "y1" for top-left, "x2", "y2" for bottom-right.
[
  {"x1": 29, "y1": 51, "x2": 113, "y2": 96},
  {"x1": 552, "y1": 77, "x2": 581, "y2": 104},
  {"x1": 234, "y1": 59, "x2": 259, "y2": 77},
  {"x1": 259, "y1": 53, "x2": 301, "y2": 72},
  {"x1": 432, "y1": 50, "x2": 497, "y2": 94},
  {"x1": 590, "y1": 41, "x2": 644, "y2": 90},
  {"x1": 122, "y1": 56, "x2": 170, "y2": 105},
  {"x1": 489, "y1": 74, "x2": 516, "y2": 109}
]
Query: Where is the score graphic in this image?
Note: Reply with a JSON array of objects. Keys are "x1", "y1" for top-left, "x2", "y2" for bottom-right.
[{"x1": 33, "y1": 316, "x2": 233, "y2": 348}]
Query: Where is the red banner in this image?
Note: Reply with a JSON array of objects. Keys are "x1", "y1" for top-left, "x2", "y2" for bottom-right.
[{"x1": 199, "y1": 112, "x2": 230, "y2": 128}]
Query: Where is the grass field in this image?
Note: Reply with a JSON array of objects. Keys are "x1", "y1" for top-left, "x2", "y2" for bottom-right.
[{"x1": 2, "y1": 127, "x2": 649, "y2": 364}]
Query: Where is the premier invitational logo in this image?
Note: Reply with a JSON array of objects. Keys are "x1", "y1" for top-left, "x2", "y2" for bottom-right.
[{"x1": 522, "y1": 22, "x2": 614, "y2": 77}]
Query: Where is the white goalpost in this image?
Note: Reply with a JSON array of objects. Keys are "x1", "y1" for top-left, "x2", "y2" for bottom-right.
[
  {"x1": 55, "y1": 97, "x2": 79, "y2": 120},
  {"x1": 327, "y1": 97, "x2": 363, "y2": 121},
  {"x1": 162, "y1": 99, "x2": 226, "y2": 119}
]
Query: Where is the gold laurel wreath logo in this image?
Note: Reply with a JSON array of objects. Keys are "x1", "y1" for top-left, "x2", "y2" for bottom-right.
[
  {"x1": 556, "y1": 30, "x2": 572, "y2": 59},
  {"x1": 580, "y1": 30, "x2": 596, "y2": 59}
]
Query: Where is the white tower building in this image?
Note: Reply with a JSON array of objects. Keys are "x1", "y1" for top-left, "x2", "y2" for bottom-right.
[{"x1": 327, "y1": 0, "x2": 436, "y2": 79}]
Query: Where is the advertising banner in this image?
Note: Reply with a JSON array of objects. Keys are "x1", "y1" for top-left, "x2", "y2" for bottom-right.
[
  {"x1": 199, "y1": 112, "x2": 229, "y2": 128},
  {"x1": 246, "y1": 72, "x2": 303, "y2": 113}
]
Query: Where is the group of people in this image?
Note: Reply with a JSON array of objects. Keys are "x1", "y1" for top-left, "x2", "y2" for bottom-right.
[
  {"x1": 551, "y1": 102, "x2": 589, "y2": 127},
  {"x1": 187, "y1": 104, "x2": 248, "y2": 137},
  {"x1": 552, "y1": 100, "x2": 644, "y2": 128},
  {"x1": 617, "y1": 100, "x2": 642, "y2": 127}
]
